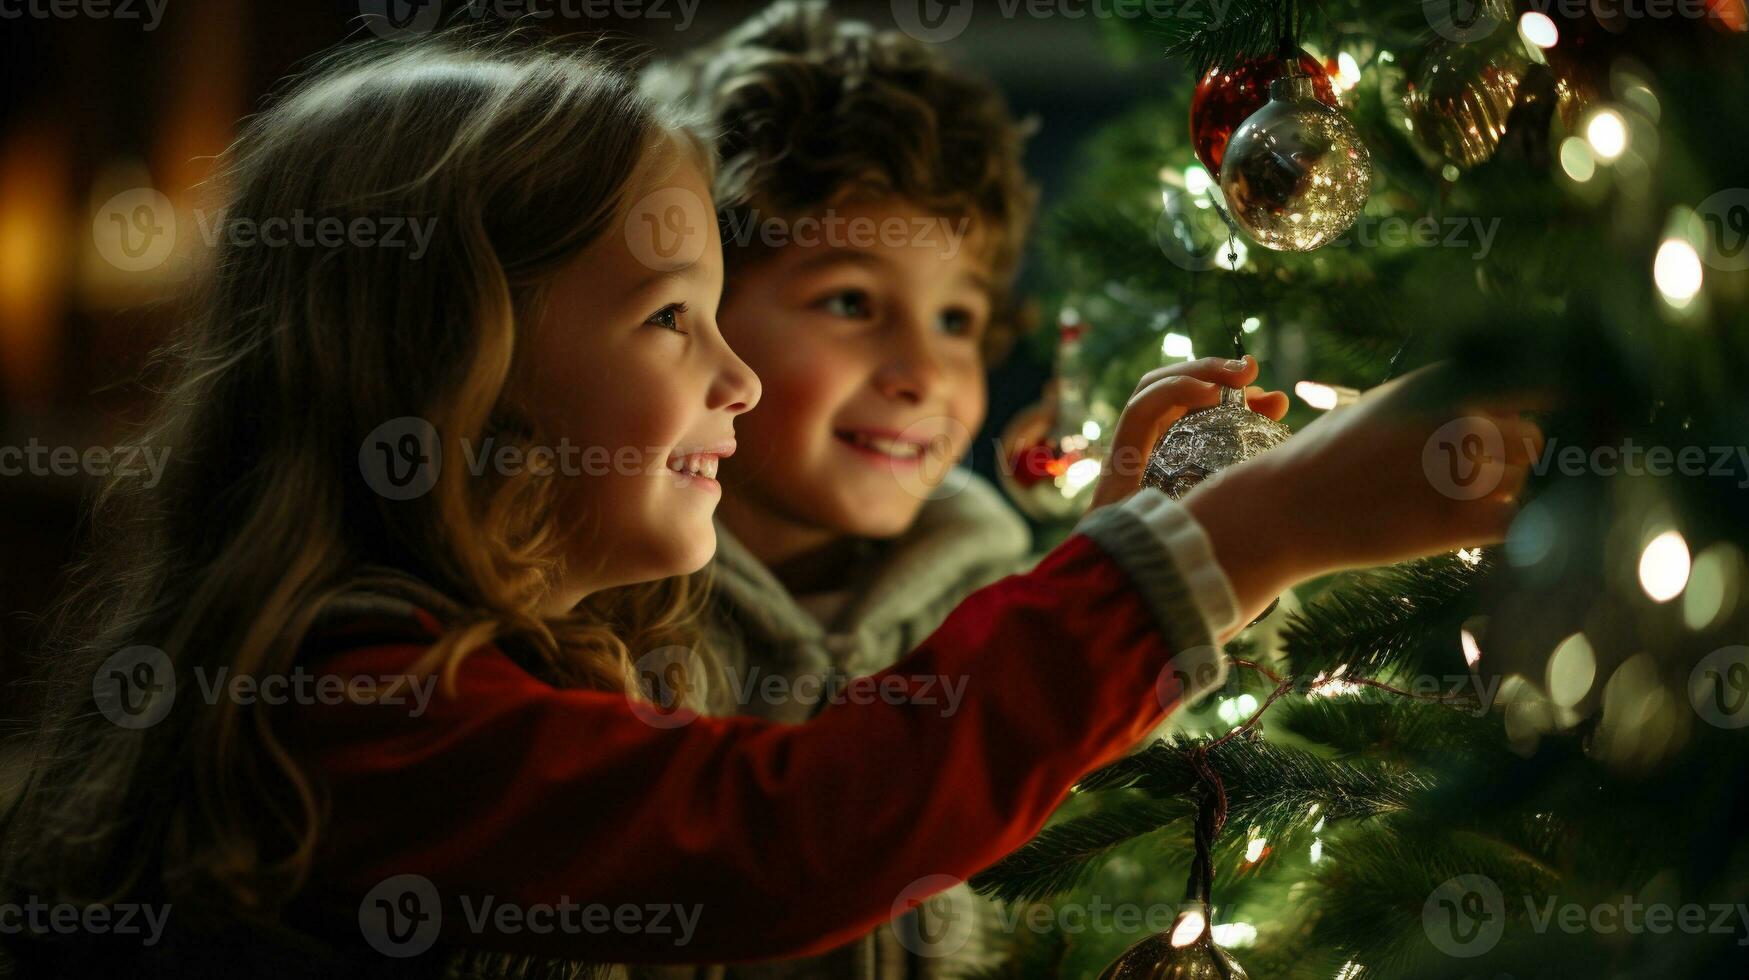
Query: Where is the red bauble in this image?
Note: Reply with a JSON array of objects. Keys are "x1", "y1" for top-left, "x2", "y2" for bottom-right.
[{"x1": 1190, "y1": 52, "x2": 1339, "y2": 175}]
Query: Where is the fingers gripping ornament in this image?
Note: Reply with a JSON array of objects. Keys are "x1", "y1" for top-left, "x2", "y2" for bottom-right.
[
  {"x1": 1219, "y1": 69, "x2": 1372, "y2": 252},
  {"x1": 1143, "y1": 382, "x2": 1291, "y2": 500}
]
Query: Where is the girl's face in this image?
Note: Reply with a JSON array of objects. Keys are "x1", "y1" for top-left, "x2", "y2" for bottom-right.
[{"x1": 522, "y1": 147, "x2": 760, "y2": 605}]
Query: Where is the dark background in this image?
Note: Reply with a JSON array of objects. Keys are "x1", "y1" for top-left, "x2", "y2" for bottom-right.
[{"x1": 0, "y1": 0, "x2": 1182, "y2": 718}]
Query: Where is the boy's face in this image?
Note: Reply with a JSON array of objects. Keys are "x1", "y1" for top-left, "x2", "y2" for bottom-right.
[{"x1": 715, "y1": 198, "x2": 993, "y2": 543}]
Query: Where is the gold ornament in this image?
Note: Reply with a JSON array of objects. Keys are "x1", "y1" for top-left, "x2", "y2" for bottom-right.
[
  {"x1": 1400, "y1": 34, "x2": 1531, "y2": 170},
  {"x1": 1098, "y1": 922, "x2": 1250, "y2": 980},
  {"x1": 1218, "y1": 74, "x2": 1372, "y2": 252},
  {"x1": 1144, "y1": 383, "x2": 1292, "y2": 499}
]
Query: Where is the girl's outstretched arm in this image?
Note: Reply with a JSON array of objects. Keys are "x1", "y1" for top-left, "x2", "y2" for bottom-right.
[{"x1": 287, "y1": 491, "x2": 1231, "y2": 963}]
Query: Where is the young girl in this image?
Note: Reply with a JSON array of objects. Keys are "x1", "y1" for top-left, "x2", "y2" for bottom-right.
[{"x1": 0, "y1": 29, "x2": 1541, "y2": 980}]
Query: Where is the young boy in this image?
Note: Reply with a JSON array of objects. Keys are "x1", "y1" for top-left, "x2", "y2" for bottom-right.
[{"x1": 637, "y1": 3, "x2": 1289, "y2": 977}]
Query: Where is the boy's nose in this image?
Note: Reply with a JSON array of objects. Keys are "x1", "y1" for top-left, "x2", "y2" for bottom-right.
[{"x1": 873, "y1": 324, "x2": 942, "y2": 404}]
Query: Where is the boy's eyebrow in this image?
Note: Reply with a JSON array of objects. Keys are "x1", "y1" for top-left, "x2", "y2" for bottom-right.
[
  {"x1": 789, "y1": 250, "x2": 1000, "y2": 302},
  {"x1": 788, "y1": 250, "x2": 892, "y2": 276}
]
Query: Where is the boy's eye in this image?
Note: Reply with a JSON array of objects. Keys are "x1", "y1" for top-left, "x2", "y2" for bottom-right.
[
  {"x1": 646, "y1": 303, "x2": 689, "y2": 333},
  {"x1": 938, "y1": 308, "x2": 980, "y2": 338},
  {"x1": 820, "y1": 289, "x2": 872, "y2": 320}
]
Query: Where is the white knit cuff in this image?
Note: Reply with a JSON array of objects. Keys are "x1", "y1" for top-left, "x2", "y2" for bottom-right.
[{"x1": 1108, "y1": 490, "x2": 1242, "y2": 638}]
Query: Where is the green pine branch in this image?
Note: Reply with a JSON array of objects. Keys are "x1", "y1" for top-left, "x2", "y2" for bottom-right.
[
  {"x1": 968, "y1": 798, "x2": 1190, "y2": 904},
  {"x1": 1278, "y1": 552, "x2": 1496, "y2": 680}
]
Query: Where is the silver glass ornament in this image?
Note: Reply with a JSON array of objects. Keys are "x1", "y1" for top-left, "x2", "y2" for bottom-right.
[
  {"x1": 1219, "y1": 74, "x2": 1371, "y2": 252},
  {"x1": 1144, "y1": 383, "x2": 1292, "y2": 499}
]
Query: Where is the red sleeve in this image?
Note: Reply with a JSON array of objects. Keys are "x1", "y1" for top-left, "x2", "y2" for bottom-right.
[{"x1": 287, "y1": 533, "x2": 1193, "y2": 962}]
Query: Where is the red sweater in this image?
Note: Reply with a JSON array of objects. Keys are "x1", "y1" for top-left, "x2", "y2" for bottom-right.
[{"x1": 285, "y1": 526, "x2": 1206, "y2": 964}]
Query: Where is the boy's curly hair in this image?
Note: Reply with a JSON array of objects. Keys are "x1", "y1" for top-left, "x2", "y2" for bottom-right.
[{"x1": 643, "y1": 0, "x2": 1039, "y2": 358}]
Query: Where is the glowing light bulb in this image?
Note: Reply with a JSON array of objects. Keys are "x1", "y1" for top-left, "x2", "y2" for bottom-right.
[
  {"x1": 1245, "y1": 837, "x2": 1267, "y2": 862},
  {"x1": 1081, "y1": 419, "x2": 1102, "y2": 441},
  {"x1": 1241, "y1": 316, "x2": 1261, "y2": 334},
  {"x1": 1639, "y1": 530, "x2": 1691, "y2": 602},
  {"x1": 1586, "y1": 109, "x2": 1628, "y2": 161},
  {"x1": 1170, "y1": 908, "x2": 1208, "y2": 947},
  {"x1": 1461, "y1": 627, "x2": 1483, "y2": 667},
  {"x1": 1519, "y1": 12, "x2": 1559, "y2": 48},
  {"x1": 1162, "y1": 332, "x2": 1194, "y2": 359},
  {"x1": 1559, "y1": 137, "x2": 1596, "y2": 182},
  {"x1": 1546, "y1": 633, "x2": 1597, "y2": 708},
  {"x1": 1336, "y1": 52, "x2": 1362, "y2": 90},
  {"x1": 1062, "y1": 457, "x2": 1103, "y2": 494},
  {"x1": 1184, "y1": 165, "x2": 1214, "y2": 196},
  {"x1": 1296, "y1": 381, "x2": 1339, "y2": 411},
  {"x1": 1654, "y1": 238, "x2": 1703, "y2": 306}
]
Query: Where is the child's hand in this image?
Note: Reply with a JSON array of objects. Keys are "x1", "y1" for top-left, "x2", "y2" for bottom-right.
[
  {"x1": 1090, "y1": 355, "x2": 1288, "y2": 511},
  {"x1": 1184, "y1": 363, "x2": 1546, "y2": 631}
]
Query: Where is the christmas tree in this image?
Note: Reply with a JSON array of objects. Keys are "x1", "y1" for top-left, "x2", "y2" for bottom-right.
[{"x1": 974, "y1": 2, "x2": 1749, "y2": 977}]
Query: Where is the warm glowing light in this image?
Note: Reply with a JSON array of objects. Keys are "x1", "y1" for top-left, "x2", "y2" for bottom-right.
[
  {"x1": 1210, "y1": 922, "x2": 1257, "y2": 947},
  {"x1": 1559, "y1": 137, "x2": 1596, "y2": 182},
  {"x1": 1081, "y1": 419, "x2": 1102, "y2": 441},
  {"x1": 1162, "y1": 332, "x2": 1194, "y2": 359},
  {"x1": 1586, "y1": 109, "x2": 1628, "y2": 161},
  {"x1": 1519, "y1": 11, "x2": 1560, "y2": 48},
  {"x1": 1309, "y1": 839, "x2": 1324, "y2": 863},
  {"x1": 1296, "y1": 381, "x2": 1339, "y2": 411},
  {"x1": 1639, "y1": 530, "x2": 1691, "y2": 602},
  {"x1": 1461, "y1": 627, "x2": 1483, "y2": 667},
  {"x1": 1654, "y1": 238, "x2": 1704, "y2": 306},
  {"x1": 1170, "y1": 908, "x2": 1208, "y2": 947},
  {"x1": 1547, "y1": 633, "x2": 1597, "y2": 708},
  {"x1": 1336, "y1": 52, "x2": 1362, "y2": 90},
  {"x1": 1184, "y1": 165, "x2": 1214, "y2": 196},
  {"x1": 1241, "y1": 316, "x2": 1261, "y2": 334},
  {"x1": 1458, "y1": 547, "x2": 1484, "y2": 567},
  {"x1": 1245, "y1": 837, "x2": 1267, "y2": 862},
  {"x1": 1063, "y1": 457, "x2": 1104, "y2": 494}
]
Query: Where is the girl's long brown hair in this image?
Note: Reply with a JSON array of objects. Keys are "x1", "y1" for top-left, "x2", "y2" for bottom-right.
[{"x1": 2, "y1": 27, "x2": 708, "y2": 930}]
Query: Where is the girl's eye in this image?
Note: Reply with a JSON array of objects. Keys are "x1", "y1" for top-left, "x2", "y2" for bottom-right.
[
  {"x1": 646, "y1": 303, "x2": 689, "y2": 333},
  {"x1": 938, "y1": 308, "x2": 979, "y2": 338},
  {"x1": 821, "y1": 289, "x2": 872, "y2": 320}
]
